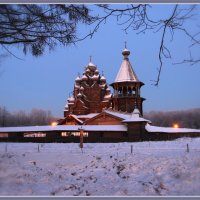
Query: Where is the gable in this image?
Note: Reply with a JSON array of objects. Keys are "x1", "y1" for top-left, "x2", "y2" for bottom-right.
[
  {"x1": 59, "y1": 115, "x2": 83, "y2": 125},
  {"x1": 85, "y1": 112, "x2": 123, "y2": 125}
]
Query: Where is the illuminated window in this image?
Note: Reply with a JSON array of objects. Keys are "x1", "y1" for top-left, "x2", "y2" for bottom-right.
[
  {"x1": 61, "y1": 131, "x2": 88, "y2": 137},
  {"x1": 24, "y1": 132, "x2": 46, "y2": 137},
  {"x1": 0, "y1": 133, "x2": 8, "y2": 138}
]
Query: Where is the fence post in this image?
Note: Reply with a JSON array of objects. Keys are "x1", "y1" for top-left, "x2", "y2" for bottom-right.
[
  {"x1": 187, "y1": 143, "x2": 189, "y2": 153},
  {"x1": 5, "y1": 143, "x2": 7, "y2": 153},
  {"x1": 131, "y1": 144, "x2": 133, "y2": 154},
  {"x1": 79, "y1": 127, "x2": 84, "y2": 153},
  {"x1": 37, "y1": 144, "x2": 40, "y2": 153}
]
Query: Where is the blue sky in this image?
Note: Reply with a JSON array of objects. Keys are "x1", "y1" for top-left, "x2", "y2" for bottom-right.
[{"x1": 0, "y1": 4, "x2": 199, "y2": 117}]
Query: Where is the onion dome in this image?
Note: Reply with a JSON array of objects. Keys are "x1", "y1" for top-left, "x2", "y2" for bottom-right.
[
  {"x1": 75, "y1": 85, "x2": 80, "y2": 90},
  {"x1": 75, "y1": 75, "x2": 81, "y2": 82},
  {"x1": 100, "y1": 75, "x2": 106, "y2": 82},
  {"x1": 100, "y1": 83, "x2": 106, "y2": 88},
  {"x1": 94, "y1": 69, "x2": 99, "y2": 75},
  {"x1": 68, "y1": 96, "x2": 75, "y2": 102},
  {"x1": 86, "y1": 56, "x2": 97, "y2": 71},
  {"x1": 77, "y1": 92, "x2": 82, "y2": 98},
  {"x1": 122, "y1": 48, "x2": 130, "y2": 57},
  {"x1": 106, "y1": 87, "x2": 111, "y2": 93},
  {"x1": 122, "y1": 41, "x2": 130, "y2": 57},
  {"x1": 86, "y1": 68, "x2": 90, "y2": 73},
  {"x1": 80, "y1": 86, "x2": 84, "y2": 91},
  {"x1": 88, "y1": 62, "x2": 95, "y2": 68},
  {"x1": 82, "y1": 73, "x2": 88, "y2": 81},
  {"x1": 92, "y1": 74, "x2": 99, "y2": 81}
]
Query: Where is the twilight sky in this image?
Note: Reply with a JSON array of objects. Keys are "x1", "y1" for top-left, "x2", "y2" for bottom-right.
[{"x1": 0, "y1": 4, "x2": 200, "y2": 117}]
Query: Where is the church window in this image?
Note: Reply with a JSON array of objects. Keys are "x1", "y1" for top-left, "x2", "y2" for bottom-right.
[
  {"x1": 0, "y1": 133, "x2": 8, "y2": 138},
  {"x1": 24, "y1": 132, "x2": 46, "y2": 137}
]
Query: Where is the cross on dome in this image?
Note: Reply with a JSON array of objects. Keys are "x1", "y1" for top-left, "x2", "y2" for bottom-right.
[{"x1": 122, "y1": 42, "x2": 130, "y2": 57}]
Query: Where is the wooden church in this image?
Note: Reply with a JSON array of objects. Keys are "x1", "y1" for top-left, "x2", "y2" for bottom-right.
[
  {"x1": 62, "y1": 45, "x2": 145, "y2": 119},
  {"x1": 57, "y1": 45, "x2": 151, "y2": 141}
]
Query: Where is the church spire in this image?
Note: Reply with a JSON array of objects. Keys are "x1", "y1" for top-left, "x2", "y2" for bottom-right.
[
  {"x1": 110, "y1": 45, "x2": 145, "y2": 114},
  {"x1": 114, "y1": 45, "x2": 138, "y2": 83}
]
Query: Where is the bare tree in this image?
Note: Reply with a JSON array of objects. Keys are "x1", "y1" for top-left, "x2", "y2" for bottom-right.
[
  {"x1": 0, "y1": 4, "x2": 95, "y2": 56},
  {"x1": 29, "y1": 108, "x2": 54, "y2": 125},
  {"x1": 0, "y1": 106, "x2": 55, "y2": 127},
  {"x1": 144, "y1": 108, "x2": 200, "y2": 129},
  {"x1": 0, "y1": 106, "x2": 9, "y2": 126},
  {"x1": 84, "y1": 4, "x2": 200, "y2": 85}
]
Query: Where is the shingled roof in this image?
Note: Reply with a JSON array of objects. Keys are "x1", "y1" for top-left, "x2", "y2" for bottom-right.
[{"x1": 114, "y1": 48, "x2": 139, "y2": 83}]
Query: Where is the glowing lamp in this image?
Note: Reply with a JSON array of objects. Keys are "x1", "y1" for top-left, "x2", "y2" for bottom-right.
[
  {"x1": 173, "y1": 123, "x2": 179, "y2": 128},
  {"x1": 51, "y1": 122, "x2": 57, "y2": 126}
]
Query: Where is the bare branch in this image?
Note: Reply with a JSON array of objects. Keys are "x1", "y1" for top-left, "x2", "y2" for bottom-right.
[{"x1": 1, "y1": 44, "x2": 24, "y2": 60}]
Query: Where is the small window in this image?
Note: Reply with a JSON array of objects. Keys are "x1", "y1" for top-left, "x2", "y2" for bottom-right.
[
  {"x1": 0, "y1": 133, "x2": 8, "y2": 138},
  {"x1": 24, "y1": 132, "x2": 46, "y2": 137}
]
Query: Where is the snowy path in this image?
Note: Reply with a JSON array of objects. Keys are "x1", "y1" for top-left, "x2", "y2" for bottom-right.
[{"x1": 0, "y1": 138, "x2": 200, "y2": 196}]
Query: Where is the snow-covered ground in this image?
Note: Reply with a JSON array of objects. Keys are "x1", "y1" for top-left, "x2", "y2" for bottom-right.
[{"x1": 1, "y1": 138, "x2": 200, "y2": 196}]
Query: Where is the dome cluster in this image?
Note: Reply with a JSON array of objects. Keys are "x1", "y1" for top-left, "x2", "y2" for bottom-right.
[{"x1": 64, "y1": 60, "x2": 112, "y2": 115}]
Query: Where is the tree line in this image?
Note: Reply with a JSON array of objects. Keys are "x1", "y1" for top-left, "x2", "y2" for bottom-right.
[
  {"x1": 144, "y1": 108, "x2": 200, "y2": 129},
  {"x1": 0, "y1": 106, "x2": 200, "y2": 129},
  {"x1": 0, "y1": 106, "x2": 55, "y2": 127}
]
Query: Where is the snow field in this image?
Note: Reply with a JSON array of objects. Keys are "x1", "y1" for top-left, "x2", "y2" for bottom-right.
[{"x1": 0, "y1": 137, "x2": 200, "y2": 196}]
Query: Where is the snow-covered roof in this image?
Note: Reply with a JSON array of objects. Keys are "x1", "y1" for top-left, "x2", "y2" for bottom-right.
[
  {"x1": 146, "y1": 124, "x2": 200, "y2": 133},
  {"x1": 104, "y1": 94, "x2": 112, "y2": 99},
  {"x1": 0, "y1": 125, "x2": 127, "y2": 133},
  {"x1": 104, "y1": 109, "x2": 130, "y2": 120},
  {"x1": 102, "y1": 109, "x2": 150, "y2": 123},
  {"x1": 123, "y1": 115, "x2": 150, "y2": 123},
  {"x1": 70, "y1": 115, "x2": 84, "y2": 124},
  {"x1": 68, "y1": 102, "x2": 74, "y2": 105},
  {"x1": 76, "y1": 113, "x2": 99, "y2": 119},
  {"x1": 123, "y1": 108, "x2": 150, "y2": 123}
]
